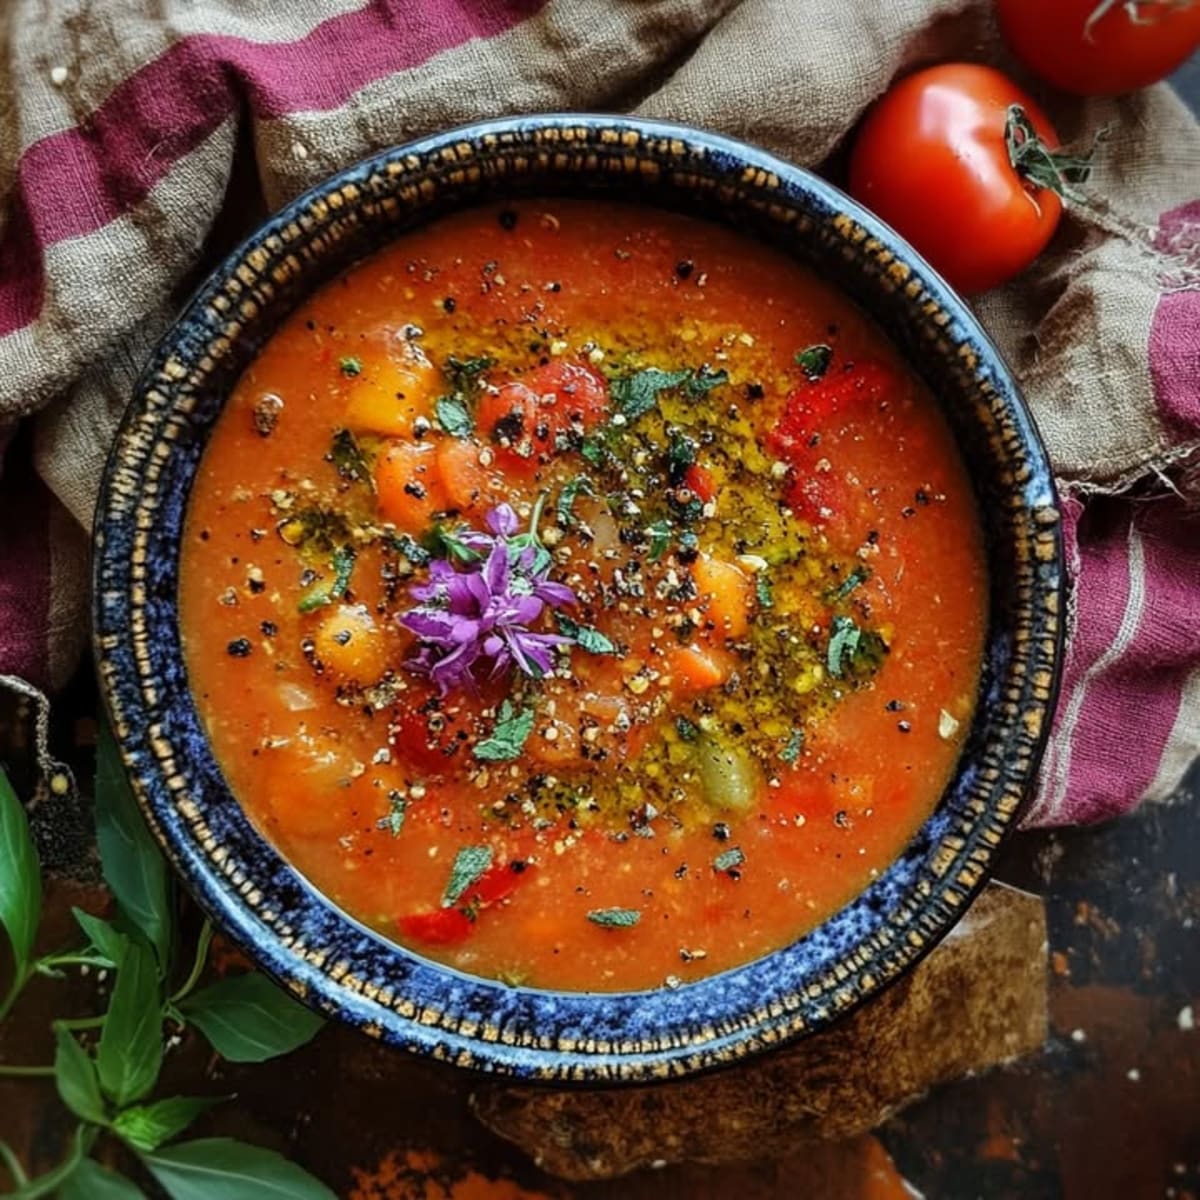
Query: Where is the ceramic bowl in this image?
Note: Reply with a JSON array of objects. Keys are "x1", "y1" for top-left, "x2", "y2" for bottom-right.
[{"x1": 94, "y1": 114, "x2": 1065, "y2": 1083}]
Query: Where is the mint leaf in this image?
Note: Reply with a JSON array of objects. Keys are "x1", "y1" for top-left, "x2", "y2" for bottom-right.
[
  {"x1": 444, "y1": 354, "x2": 496, "y2": 395},
  {"x1": 826, "y1": 615, "x2": 861, "y2": 678},
  {"x1": 611, "y1": 367, "x2": 692, "y2": 420},
  {"x1": 682, "y1": 366, "x2": 729, "y2": 398},
  {"x1": 297, "y1": 545, "x2": 356, "y2": 614},
  {"x1": 435, "y1": 395, "x2": 473, "y2": 438},
  {"x1": 143, "y1": 1137, "x2": 336, "y2": 1200},
  {"x1": 779, "y1": 728, "x2": 804, "y2": 764},
  {"x1": 827, "y1": 564, "x2": 870, "y2": 602},
  {"x1": 327, "y1": 429, "x2": 371, "y2": 485},
  {"x1": 755, "y1": 572, "x2": 773, "y2": 609},
  {"x1": 675, "y1": 716, "x2": 700, "y2": 743},
  {"x1": 95, "y1": 719, "x2": 173, "y2": 967},
  {"x1": 557, "y1": 614, "x2": 616, "y2": 656},
  {"x1": 441, "y1": 846, "x2": 493, "y2": 908},
  {"x1": 96, "y1": 938, "x2": 163, "y2": 1106},
  {"x1": 556, "y1": 476, "x2": 595, "y2": 527},
  {"x1": 587, "y1": 908, "x2": 641, "y2": 928},
  {"x1": 53, "y1": 1025, "x2": 106, "y2": 1124},
  {"x1": 645, "y1": 520, "x2": 672, "y2": 562},
  {"x1": 795, "y1": 344, "x2": 832, "y2": 381},
  {"x1": 0, "y1": 766, "x2": 40, "y2": 981},
  {"x1": 114, "y1": 1096, "x2": 223, "y2": 1153},
  {"x1": 472, "y1": 700, "x2": 535, "y2": 762},
  {"x1": 179, "y1": 973, "x2": 323, "y2": 1064},
  {"x1": 338, "y1": 356, "x2": 362, "y2": 377}
]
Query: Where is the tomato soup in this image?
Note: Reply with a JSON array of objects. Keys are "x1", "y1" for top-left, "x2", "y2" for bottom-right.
[{"x1": 180, "y1": 199, "x2": 986, "y2": 992}]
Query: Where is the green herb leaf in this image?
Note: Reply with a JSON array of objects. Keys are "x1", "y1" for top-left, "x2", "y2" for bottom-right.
[
  {"x1": 587, "y1": 908, "x2": 641, "y2": 928},
  {"x1": 779, "y1": 728, "x2": 804, "y2": 764},
  {"x1": 53, "y1": 1025, "x2": 106, "y2": 1125},
  {"x1": 338, "y1": 356, "x2": 362, "y2": 377},
  {"x1": 0, "y1": 766, "x2": 40, "y2": 982},
  {"x1": 296, "y1": 545, "x2": 357, "y2": 614},
  {"x1": 380, "y1": 793, "x2": 407, "y2": 838},
  {"x1": 422, "y1": 524, "x2": 483, "y2": 564},
  {"x1": 675, "y1": 716, "x2": 700, "y2": 743},
  {"x1": 441, "y1": 846, "x2": 494, "y2": 908},
  {"x1": 611, "y1": 367, "x2": 692, "y2": 420},
  {"x1": 59, "y1": 1157, "x2": 148, "y2": 1200},
  {"x1": 328, "y1": 429, "x2": 371, "y2": 486},
  {"x1": 827, "y1": 565, "x2": 871, "y2": 602},
  {"x1": 179, "y1": 973, "x2": 324, "y2": 1064},
  {"x1": 795, "y1": 344, "x2": 832, "y2": 381},
  {"x1": 444, "y1": 354, "x2": 496, "y2": 395},
  {"x1": 682, "y1": 366, "x2": 729, "y2": 398},
  {"x1": 387, "y1": 533, "x2": 432, "y2": 567},
  {"x1": 72, "y1": 908, "x2": 128, "y2": 968},
  {"x1": 755, "y1": 573, "x2": 773, "y2": 610},
  {"x1": 713, "y1": 846, "x2": 746, "y2": 873},
  {"x1": 826, "y1": 615, "x2": 861, "y2": 679},
  {"x1": 472, "y1": 700, "x2": 535, "y2": 762},
  {"x1": 665, "y1": 430, "x2": 697, "y2": 483},
  {"x1": 143, "y1": 1137, "x2": 336, "y2": 1200},
  {"x1": 95, "y1": 719, "x2": 173, "y2": 967},
  {"x1": 579, "y1": 437, "x2": 607, "y2": 467},
  {"x1": 645, "y1": 520, "x2": 672, "y2": 562},
  {"x1": 114, "y1": 1096, "x2": 223, "y2": 1153},
  {"x1": 556, "y1": 476, "x2": 595, "y2": 527},
  {"x1": 435, "y1": 395, "x2": 473, "y2": 438},
  {"x1": 556, "y1": 614, "x2": 616, "y2": 656},
  {"x1": 96, "y1": 938, "x2": 163, "y2": 1106}
]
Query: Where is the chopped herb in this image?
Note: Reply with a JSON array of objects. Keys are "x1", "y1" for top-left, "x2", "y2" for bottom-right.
[
  {"x1": 328, "y1": 428, "x2": 372, "y2": 486},
  {"x1": 473, "y1": 700, "x2": 536, "y2": 762},
  {"x1": 827, "y1": 565, "x2": 871, "y2": 602},
  {"x1": 338, "y1": 356, "x2": 362, "y2": 377},
  {"x1": 713, "y1": 846, "x2": 745, "y2": 873},
  {"x1": 827, "y1": 615, "x2": 861, "y2": 678},
  {"x1": 675, "y1": 715, "x2": 700, "y2": 742},
  {"x1": 755, "y1": 572, "x2": 773, "y2": 609},
  {"x1": 387, "y1": 533, "x2": 432, "y2": 566},
  {"x1": 435, "y1": 394, "x2": 473, "y2": 438},
  {"x1": 779, "y1": 728, "x2": 804, "y2": 763},
  {"x1": 587, "y1": 908, "x2": 641, "y2": 928},
  {"x1": 276, "y1": 506, "x2": 348, "y2": 551},
  {"x1": 444, "y1": 354, "x2": 496, "y2": 394},
  {"x1": 557, "y1": 614, "x2": 616, "y2": 655},
  {"x1": 611, "y1": 367, "x2": 692, "y2": 420},
  {"x1": 380, "y1": 793, "x2": 407, "y2": 837},
  {"x1": 580, "y1": 438, "x2": 606, "y2": 467},
  {"x1": 682, "y1": 366, "x2": 729, "y2": 398},
  {"x1": 297, "y1": 545, "x2": 356, "y2": 613},
  {"x1": 645, "y1": 520, "x2": 672, "y2": 562},
  {"x1": 422, "y1": 524, "x2": 483, "y2": 564},
  {"x1": 666, "y1": 430, "x2": 697, "y2": 484},
  {"x1": 441, "y1": 845, "x2": 493, "y2": 908},
  {"x1": 556, "y1": 476, "x2": 595, "y2": 527},
  {"x1": 795, "y1": 344, "x2": 832, "y2": 381}
]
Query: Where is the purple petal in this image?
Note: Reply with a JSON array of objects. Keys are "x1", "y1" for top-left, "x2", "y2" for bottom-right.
[
  {"x1": 533, "y1": 579, "x2": 577, "y2": 607},
  {"x1": 487, "y1": 504, "x2": 519, "y2": 537},
  {"x1": 484, "y1": 542, "x2": 510, "y2": 595}
]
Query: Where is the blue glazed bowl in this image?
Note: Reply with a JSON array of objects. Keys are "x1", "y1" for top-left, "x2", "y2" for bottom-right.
[{"x1": 94, "y1": 115, "x2": 1065, "y2": 1083}]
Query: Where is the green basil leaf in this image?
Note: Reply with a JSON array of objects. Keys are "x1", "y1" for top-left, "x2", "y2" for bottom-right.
[
  {"x1": 472, "y1": 700, "x2": 535, "y2": 762},
  {"x1": 440, "y1": 845, "x2": 493, "y2": 908},
  {"x1": 795, "y1": 344, "x2": 832, "y2": 381},
  {"x1": 94, "y1": 720, "x2": 173, "y2": 967},
  {"x1": 96, "y1": 939, "x2": 163, "y2": 1106},
  {"x1": 611, "y1": 367, "x2": 692, "y2": 420},
  {"x1": 0, "y1": 766, "x2": 40, "y2": 979},
  {"x1": 587, "y1": 908, "x2": 641, "y2": 928},
  {"x1": 143, "y1": 1137, "x2": 336, "y2": 1200},
  {"x1": 72, "y1": 908, "x2": 128, "y2": 968},
  {"x1": 179, "y1": 973, "x2": 323, "y2": 1064},
  {"x1": 53, "y1": 1026, "x2": 106, "y2": 1125},
  {"x1": 435, "y1": 395, "x2": 473, "y2": 438},
  {"x1": 114, "y1": 1096, "x2": 223, "y2": 1153},
  {"x1": 58, "y1": 1157, "x2": 147, "y2": 1199}
]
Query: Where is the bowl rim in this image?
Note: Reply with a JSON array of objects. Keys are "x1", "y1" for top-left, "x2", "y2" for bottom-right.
[{"x1": 93, "y1": 112, "x2": 1066, "y2": 1083}]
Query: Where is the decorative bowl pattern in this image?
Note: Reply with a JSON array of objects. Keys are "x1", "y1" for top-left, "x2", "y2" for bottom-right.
[{"x1": 94, "y1": 115, "x2": 1064, "y2": 1083}]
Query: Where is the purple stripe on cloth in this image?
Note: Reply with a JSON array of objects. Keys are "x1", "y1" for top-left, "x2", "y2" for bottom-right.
[
  {"x1": 0, "y1": 0, "x2": 545, "y2": 336},
  {"x1": 1027, "y1": 495, "x2": 1200, "y2": 827},
  {"x1": 1149, "y1": 199, "x2": 1200, "y2": 433},
  {"x1": 0, "y1": 448, "x2": 52, "y2": 689}
]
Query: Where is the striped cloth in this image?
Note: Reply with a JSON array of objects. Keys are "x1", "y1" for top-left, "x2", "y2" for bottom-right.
[{"x1": 0, "y1": 0, "x2": 1197, "y2": 826}]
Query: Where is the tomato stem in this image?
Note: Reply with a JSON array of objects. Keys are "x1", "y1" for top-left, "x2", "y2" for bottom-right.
[{"x1": 1005, "y1": 106, "x2": 1104, "y2": 204}]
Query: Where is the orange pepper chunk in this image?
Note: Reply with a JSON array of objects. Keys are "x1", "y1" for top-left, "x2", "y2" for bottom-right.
[
  {"x1": 375, "y1": 440, "x2": 448, "y2": 532},
  {"x1": 668, "y1": 644, "x2": 734, "y2": 693},
  {"x1": 342, "y1": 341, "x2": 440, "y2": 436},
  {"x1": 691, "y1": 554, "x2": 752, "y2": 640}
]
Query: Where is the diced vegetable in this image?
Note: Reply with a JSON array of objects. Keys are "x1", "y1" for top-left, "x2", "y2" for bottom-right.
[
  {"x1": 694, "y1": 735, "x2": 758, "y2": 812},
  {"x1": 375, "y1": 440, "x2": 448, "y2": 531},
  {"x1": 342, "y1": 347, "x2": 440, "y2": 436},
  {"x1": 669, "y1": 644, "x2": 733, "y2": 692},
  {"x1": 692, "y1": 555, "x2": 753, "y2": 640},
  {"x1": 312, "y1": 604, "x2": 390, "y2": 682}
]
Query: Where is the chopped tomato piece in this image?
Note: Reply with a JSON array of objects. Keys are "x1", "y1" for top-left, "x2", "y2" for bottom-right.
[
  {"x1": 685, "y1": 463, "x2": 716, "y2": 503},
  {"x1": 669, "y1": 644, "x2": 734, "y2": 692},
  {"x1": 476, "y1": 358, "x2": 608, "y2": 473},
  {"x1": 397, "y1": 861, "x2": 532, "y2": 946},
  {"x1": 436, "y1": 437, "x2": 501, "y2": 513}
]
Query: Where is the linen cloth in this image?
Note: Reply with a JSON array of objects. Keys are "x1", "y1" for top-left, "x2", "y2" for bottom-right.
[{"x1": 0, "y1": 0, "x2": 1196, "y2": 826}]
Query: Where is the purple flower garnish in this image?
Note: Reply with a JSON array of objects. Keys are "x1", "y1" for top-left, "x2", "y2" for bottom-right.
[{"x1": 400, "y1": 502, "x2": 577, "y2": 695}]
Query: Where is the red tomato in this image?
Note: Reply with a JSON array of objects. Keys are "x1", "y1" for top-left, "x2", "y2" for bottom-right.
[
  {"x1": 766, "y1": 361, "x2": 893, "y2": 523},
  {"x1": 389, "y1": 678, "x2": 502, "y2": 771},
  {"x1": 998, "y1": 0, "x2": 1200, "y2": 95},
  {"x1": 476, "y1": 358, "x2": 608, "y2": 473},
  {"x1": 848, "y1": 64, "x2": 1066, "y2": 294},
  {"x1": 397, "y1": 861, "x2": 532, "y2": 946},
  {"x1": 684, "y1": 463, "x2": 716, "y2": 503}
]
